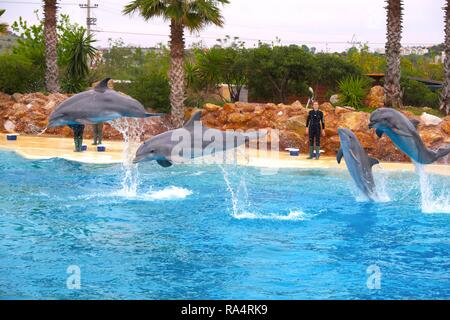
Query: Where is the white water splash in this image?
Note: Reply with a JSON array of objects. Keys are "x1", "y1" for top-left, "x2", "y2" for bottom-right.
[
  {"x1": 373, "y1": 165, "x2": 391, "y2": 203},
  {"x1": 219, "y1": 164, "x2": 251, "y2": 216},
  {"x1": 110, "y1": 186, "x2": 192, "y2": 201},
  {"x1": 232, "y1": 210, "x2": 309, "y2": 221},
  {"x1": 110, "y1": 118, "x2": 146, "y2": 197},
  {"x1": 416, "y1": 163, "x2": 450, "y2": 214},
  {"x1": 219, "y1": 164, "x2": 308, "y2": 221},
  {"x1": 143, "y1": 186, "x2": 193, "y2": 201}
]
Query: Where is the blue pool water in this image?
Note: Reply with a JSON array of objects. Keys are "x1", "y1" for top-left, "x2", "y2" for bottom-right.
[{"x1": 0, "y1": 150, "x2": 449, "y2": 299}]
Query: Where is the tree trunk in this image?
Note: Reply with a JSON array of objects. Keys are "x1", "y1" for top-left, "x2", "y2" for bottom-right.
[
  {"x1": 384, "y1": 0, "x2": 403, "y2": 108},
  {"x1": 169, "y1": 20, "x2": 186, "y2": 127},
  {"x1": 441, "y1": 0, "x2": 450, "y2": 115},
  {"x1": 43, "y1": 0, "x2": 60, "y2": 93}
]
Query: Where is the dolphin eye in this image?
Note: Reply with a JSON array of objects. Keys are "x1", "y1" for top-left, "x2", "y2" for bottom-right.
[{"x1": 150, "y1": 150, "x2": 155, "y2": 153}]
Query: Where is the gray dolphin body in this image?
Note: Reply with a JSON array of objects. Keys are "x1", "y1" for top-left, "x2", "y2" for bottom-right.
[
  {"x1": 369, "y1": 108, "x2": 450, "y2": 164},
  {"x1": 47, "y1": 78, "x2": 161, "y2": 127},
  {"x1": 337, "y1": 128, "x2": 380, "y2": 201},
  {"x1": 134, "y1": 111, "x2": 266, "y2": 167}
]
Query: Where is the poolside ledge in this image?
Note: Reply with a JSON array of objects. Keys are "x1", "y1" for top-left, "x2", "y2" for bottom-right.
[{"x1": 0, "y1": 134, "x2": 449, "y2": 176}]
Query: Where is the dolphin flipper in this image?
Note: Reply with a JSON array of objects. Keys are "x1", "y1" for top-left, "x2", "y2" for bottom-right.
[
  {"x1": 375, "y1": 129, "x2": 384, "y2": 138},
  {"x1": 336, "y1": 148, "x2": 343, "y2": 164},
  {"x1": 157, "y1": 159, "x2": 173, "y2": 167}
]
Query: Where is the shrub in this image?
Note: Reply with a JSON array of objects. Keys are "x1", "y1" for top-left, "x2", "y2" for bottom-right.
[
  {"x1": 338, "y1": 76, "x2": 371, "y2": 109},
  {"x1": 0, "y1": 54, "x2": 44, "y2": 93},
  {"x1": 115, "y1": 73, "x2": 170, "y2": 113},
  {"x1": 401, "y1": 78, "x2": 440, "y2": 109},
  {"x1": 315, "y1": 53, "x2": 362, "y2": 90}
]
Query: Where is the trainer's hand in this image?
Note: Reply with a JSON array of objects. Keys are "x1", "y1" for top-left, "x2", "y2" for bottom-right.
[
  {"x1": 305, "y1": 128, "x2": 309, "y2": 135},
  {"x1": 322, "y1": 130, "x2": 326, "y2": 137}
]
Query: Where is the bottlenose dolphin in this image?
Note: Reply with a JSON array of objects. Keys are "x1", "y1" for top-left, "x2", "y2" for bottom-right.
[
  {"x1": 337, "y1": 128, "x2": 380, "y2": 201},
  {"x1": 133, "y1": 111, "x2": 266, "y2": 167},
  {"x1": 47, "y1": 78, "x2": 162, "y2": 127},
  {"x1": 369, "y1": 108, "x2": 450, "y2": 164}
]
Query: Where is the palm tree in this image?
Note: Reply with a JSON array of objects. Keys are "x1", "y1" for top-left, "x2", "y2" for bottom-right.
[
  {"x1": 43, "y1": 0, "x2": 60, "y2": 93},
  {"x1": 441, "y1": 0, "x2": 450, "y2": 115},
  {"x1": 62, "y1": 28, "x2": 97, "y2": 92},
  {"x1": 123, "y1": 0, "x2": 229, "y2": 127},
  {"x1": 0, "y1": 9, "x2": 8, "y2": 35},
  {"x1": 384, "y1": 0, "x2": 403, "y2": 108}
]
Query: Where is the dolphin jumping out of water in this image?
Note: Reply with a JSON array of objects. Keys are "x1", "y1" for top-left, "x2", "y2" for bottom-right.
[
  {"x1": 369, "y1": 108, "x2": 450, "y2": 164},
  {"x1": 47, "y1": 78, "x2": 162, "y2": 128},
  {"x1": 337, "y1": 128, "x2": 380, "y2": 201},
  {"x1": 133, "y1": 111, "x2": 267, "y2": 167}
]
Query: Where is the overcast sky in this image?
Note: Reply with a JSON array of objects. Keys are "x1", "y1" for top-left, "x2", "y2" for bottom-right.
[{"x1": 0, "y1": 0, "x2": 446, "y2": 52}]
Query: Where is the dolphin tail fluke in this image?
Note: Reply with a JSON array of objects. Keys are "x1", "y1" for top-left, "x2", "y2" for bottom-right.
[{"x1": 434, "y1": 147, "x2": 450, "y2": 162}]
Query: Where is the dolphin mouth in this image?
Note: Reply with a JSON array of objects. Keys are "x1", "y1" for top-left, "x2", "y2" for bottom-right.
[
  {"x1": 368, "y1": 122, "x2": 375, "y2": 129},
  {"x1": 132, "y1": 157, "x2": 143, "y2": 164}
]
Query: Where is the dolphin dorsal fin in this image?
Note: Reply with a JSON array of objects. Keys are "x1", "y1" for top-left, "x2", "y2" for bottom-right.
[
  {"x1": 369, "y1": 157, "x2": 379, "y2": 167},
  {"x1": 410, "y1": 119, "x2": 420, "y2": 129},
  {"x1": 184, "y1": 111, "x2": 203, "y2": 128},
  {"x1": 94, "y1": 78, "x2": 112, "y2": 93}
]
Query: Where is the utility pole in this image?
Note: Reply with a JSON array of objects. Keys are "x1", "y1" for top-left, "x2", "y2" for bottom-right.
[{"x1": 79, "y1": 0, "x2": 98, "y2": 36}]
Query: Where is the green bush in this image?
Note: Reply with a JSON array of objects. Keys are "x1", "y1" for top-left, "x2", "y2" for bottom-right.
[
  {"x1": 401, "y1": 78, "x2": 440, "y2": 109},
  {"x1": 115, "y1": 74, "x2": 170, "y2": 113},
  {"x1": 0, "y1": 54, "x2": 44, "y2": 93},
  {"x1": 315, "y1": 53, "x2": 362, "y2": 90},
  {"x1": 338, "y1": 76, "x2": 370, "y2": 109}
]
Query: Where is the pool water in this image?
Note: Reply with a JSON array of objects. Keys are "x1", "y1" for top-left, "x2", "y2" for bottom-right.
[{"x1": 0, "y1": 150, "x2": 449, "y2": 299}]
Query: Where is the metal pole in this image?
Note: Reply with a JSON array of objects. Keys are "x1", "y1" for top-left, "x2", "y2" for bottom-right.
[{"x1": 87, "y1": 0, "x2": 90, "y2": 36}]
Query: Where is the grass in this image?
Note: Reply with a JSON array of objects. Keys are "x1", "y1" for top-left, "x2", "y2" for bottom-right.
[
  {"x1": 356, "y1": 105, "x2": 446, "y2": 118},
  {"x1": 402, "y1": 106, "x2": 446, "y2": 118}
]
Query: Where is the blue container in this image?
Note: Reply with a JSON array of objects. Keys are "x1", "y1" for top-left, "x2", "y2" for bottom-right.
[
  {"x1": 6, "y1": 134, "x2": 18, "y2": 141},
  {"x1": 81, "y1": 144, "x2": 87, "y2": 151},
  {"x1": 289, "y1": 149, "x2": 300, "y2": 157},
  {"x1": 97, "y1": 145, "x2": 106, "y2": 152}
]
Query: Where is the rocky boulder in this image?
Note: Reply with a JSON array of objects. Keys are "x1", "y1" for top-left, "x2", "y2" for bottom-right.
[{"x1": 365, "y1": 85, "x2": 385, "y2": 108}]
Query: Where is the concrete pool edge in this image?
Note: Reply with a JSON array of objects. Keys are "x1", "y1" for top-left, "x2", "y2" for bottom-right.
[{"x1": 1, "y1": 133, "x2": 449, "y2": 176}]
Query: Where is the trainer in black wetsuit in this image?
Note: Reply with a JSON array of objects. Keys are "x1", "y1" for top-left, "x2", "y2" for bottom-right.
[
  {"x1": 68, "y1": 124, "x2": 85, "y2": 152},
  {"x1": 306, "y1": 101, "x2": 325, "y2": 159}
]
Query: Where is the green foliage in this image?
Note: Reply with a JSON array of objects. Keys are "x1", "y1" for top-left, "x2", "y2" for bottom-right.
[
  {"x1": 98, "y1": 40, "x2": 169, "y2": 80},
  {"x1": 116, "y1": 74, "x2": 170, "y2": 113},
  {"x1": 0, "y1": 54, "x2": 43, "y2": 93},
  {"x1": 94, "y1": 40, "x2": 171, "y2": 112},
  {"x1": 10, "y1": 16, "x2": 45, "y2": 68},
  {"x1": 194, "y1": 37, "x2": 249, "y2": 102},
  {"x1": 401, "y1": 78, "x2": 440, "y2": 109},
  {"x1": 0, "y1": 9, "x2": 8, "y2": 34},
  {"x1": 315, "y1": 53, "x2": 362, "y2": 90},
  {"x1": 345, "y1": 45, "x2": 444, "y2": 82},
  {"x1": 345, "y1": 45, "x2": 386, "y2": 74},
  {"x1": 9, "y1": 13, "x2": 97, "y2": 93},
  {"x1": 247, "y1": 43, "x2": 318, "y2": 103},
  {"x1": 338, "y1": 76, "x2": 371, "y2": 109},
  {"x1": 60, "y1": 28, "x2": 96, "y2": 93}
]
